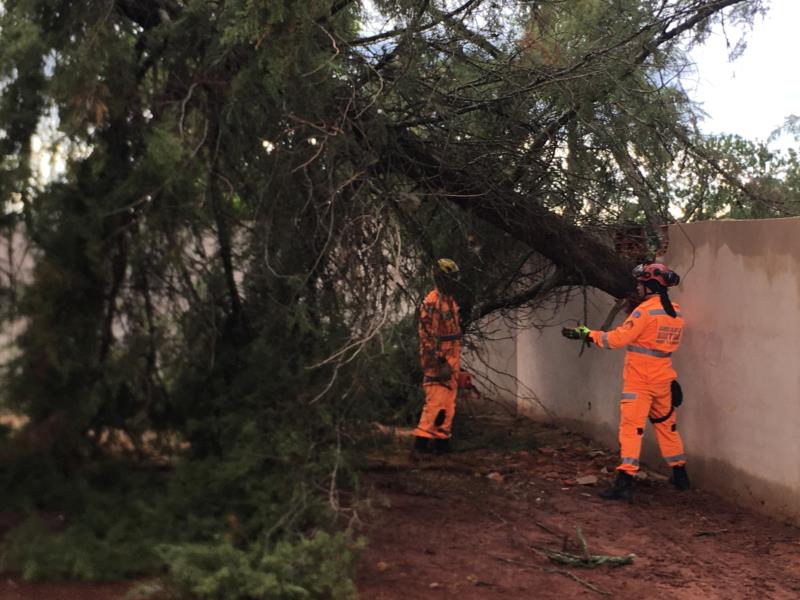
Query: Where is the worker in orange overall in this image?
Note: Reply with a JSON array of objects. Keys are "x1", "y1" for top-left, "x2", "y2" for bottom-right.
[
  {"x1": 562, "y1": 262, "x2": 689, "y2": 501},
  {"x1": 413, "y1": 258, "x2": 462, "y2": 455}
]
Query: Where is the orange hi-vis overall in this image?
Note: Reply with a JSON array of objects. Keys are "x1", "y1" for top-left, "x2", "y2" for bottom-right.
[
  {"x1": 588, "y1": 294, "x2": 686, "y2": 474},
  {"x1": 414, "y1": 288, "x2": 461, "y2": 440}
]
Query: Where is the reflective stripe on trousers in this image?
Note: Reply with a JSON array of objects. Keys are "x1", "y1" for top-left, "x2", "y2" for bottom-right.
[{"x1": 663, "y1": 453, "x2": 687, "y2": 465}]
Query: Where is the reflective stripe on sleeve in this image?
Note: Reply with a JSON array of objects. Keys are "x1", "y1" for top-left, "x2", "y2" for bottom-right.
[
  {"x1": 626, "y1": 345, "x2": 672, "y2": 358},
  {"x1": 621, "y1": 392, "x2": 637, "y2": 400},
  {"x1": 621, "y1": 457, "x2": 640, "y2": 466},
  {"x1": 648, "y1": 309, "x2": 682, "y2": 317},
  {"x1": 601, "y1": 332, "x2": 609, "y2": 348},
  {"x1": 632, "y1": 310, "x2": 642, "y2": 318}
]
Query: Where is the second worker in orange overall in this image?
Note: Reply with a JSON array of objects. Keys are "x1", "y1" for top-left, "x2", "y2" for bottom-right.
[
  {"x1": 413, "y1": 258, "x2": 462, "y2": 455},
  {"x1": 562, "y1": 262, "x2": 689, "y2": 501}
]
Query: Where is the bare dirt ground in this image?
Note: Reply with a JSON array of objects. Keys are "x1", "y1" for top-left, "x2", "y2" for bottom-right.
[
  {"x1": 2, "y1": 415, "x2": 800, "y2": 599},
  {"x1": 0, "y1": 580, "x2": 135, "y2": 600},
  {"x1": 356, "y1": 416, "x2": 800, "y2": 599}
]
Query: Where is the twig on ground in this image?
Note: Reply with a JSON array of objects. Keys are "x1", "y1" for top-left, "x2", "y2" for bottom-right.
[
  {"x1": 488, "y1": 509, "x2": 510, "y2": 527},
  {"x1": 534, "y1": 545, "x2": 636, "y2": 568},
  {"x1": 532, "y1": 527, "x2": 635, "y2": 568},
  {"x1": 694, "y1": 528, "x2": 730, "y2": 537},
  {"x1": 535, "y1": 520, "x2": 566, "y2": 538},
  {"x1": 490, "y1": 554, "x2": 612, "y2": 597},
  {"x1": 577, "y1": 527, "x2": 591, "y2": 563}
]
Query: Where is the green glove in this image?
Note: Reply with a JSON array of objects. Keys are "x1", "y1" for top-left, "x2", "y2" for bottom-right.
[{"x1": 561, "y1": 325, "x2": 592, "y2": 341}]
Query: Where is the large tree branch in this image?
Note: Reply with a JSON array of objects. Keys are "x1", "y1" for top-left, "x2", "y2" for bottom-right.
[
  {"x1": 606, "y1": 140, "x2": 669, "y2": 234},
  {"x1": 348, "y1": 0, "x2": 484, "y2": 46},
  {"x1": 382, "y1": 130, "x2": 636, "y2": 299},
  {"x1": 115, "y1": 0, "x2": 179, "y2": 30},
  {"x1": 466, "y1": 269, "x2": 578, "y2": 329}
]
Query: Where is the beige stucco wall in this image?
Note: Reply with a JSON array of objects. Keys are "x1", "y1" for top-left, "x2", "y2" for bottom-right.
[
  {"x1": 666, "y1": 218, "x2": 800, "y2": 520},
  {"x1": 512, "y1": 217, "x2": 800, "y2": 522},
  {"x1": 462, "y1": 313, "x2": 519, "y2": 408},
  {"x1": 514, "y1": 289, "x2": 622, "y2": 444}
]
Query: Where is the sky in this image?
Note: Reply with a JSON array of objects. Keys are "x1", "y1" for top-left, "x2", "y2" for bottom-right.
[
  {"x1": 362, "y1": 0, "x2": 798, "y2": 150},
  {"x1": 686, "y1": 0, "x2": 800, "y2": 151}
]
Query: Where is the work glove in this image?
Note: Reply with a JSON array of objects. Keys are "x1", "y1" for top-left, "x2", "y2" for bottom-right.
[{"x1": 561, "y1": 325, "x2": 592, "y2": 341}]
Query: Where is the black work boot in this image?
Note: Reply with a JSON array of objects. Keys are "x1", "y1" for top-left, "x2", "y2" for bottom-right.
[
  {"x1": 599, "y1": 471, "x2": 634, "y2": 502},
  {"x1": 433, "y1": 438, "x2": 451, "y2": 455},
  {"x1": 412, "y1": 436, "x2": 433, "y2": 454},
  {"x1": 670, "y1": 465, "x2": 690, "y2": 491}
]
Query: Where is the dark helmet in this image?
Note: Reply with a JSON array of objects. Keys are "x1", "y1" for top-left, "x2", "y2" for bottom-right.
[{"x1": 632, "y1": 262, "x2": 680, "y2": 288}]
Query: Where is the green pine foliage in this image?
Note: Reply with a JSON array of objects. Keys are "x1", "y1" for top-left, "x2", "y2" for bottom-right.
[
  {"x1": 3, "y1": 517, "x2": 163, "y2": 581},
  {"x1": 0, "y1": 0, "x2": 789, "y2": 595},
  {"x1": 158, "y1": 532, "x2": 362, "y2": 600}
]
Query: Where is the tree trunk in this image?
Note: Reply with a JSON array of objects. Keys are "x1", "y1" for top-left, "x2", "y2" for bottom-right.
[{"x1": 386, "y1": 131, "x2": 636, "y2": 299}]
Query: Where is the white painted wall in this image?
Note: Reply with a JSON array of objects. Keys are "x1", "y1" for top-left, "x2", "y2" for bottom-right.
[
  {"x1": 514, "y1": 288, "x2": 623, "y2": 444},
  {"x1": 506, "y1": 218, "x2": 800, "y2": 522},
  {"x1": 462, "y1": 313, "x2": 519, "y2": 408},
  {"x1": 666, "y1": 218, "x2": 800, "y2": 520}
]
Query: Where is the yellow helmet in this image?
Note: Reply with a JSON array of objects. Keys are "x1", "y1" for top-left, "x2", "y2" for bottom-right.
[{"x1": 434, "y1": 258, "x2": 459, "y2": 275}]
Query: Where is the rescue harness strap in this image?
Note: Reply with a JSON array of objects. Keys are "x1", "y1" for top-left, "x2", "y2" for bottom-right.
[
  {"x1": 437, "y1": 334, "x2": 462, "y2": 341},
  {"x1": 649, "y1": 406, "x2": 674, "y2": 424},
  {"x1": 423, "y1": 376, "x2": 452, "y2": 388}
]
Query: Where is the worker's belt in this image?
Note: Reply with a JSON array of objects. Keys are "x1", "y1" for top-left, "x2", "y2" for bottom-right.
[
  {"x1": 626, "y1": 345, "x2": 671, "y2": 358},
  {"x1": 424, "y1": 375, "x2": 453, "y2": 386},
  {"x1": 437, "y1": 334, "x2": 462, "y2": 341}
]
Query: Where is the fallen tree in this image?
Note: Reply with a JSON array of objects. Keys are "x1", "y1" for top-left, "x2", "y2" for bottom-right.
[{"x1": 0, "y1": 0, "x2": 787, "y2": 594}]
